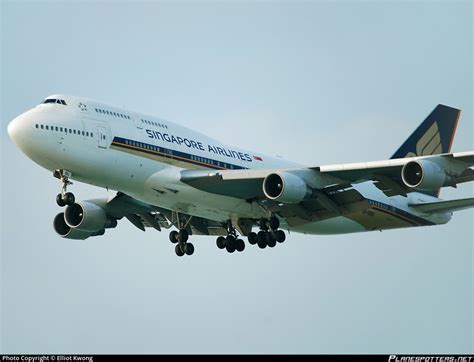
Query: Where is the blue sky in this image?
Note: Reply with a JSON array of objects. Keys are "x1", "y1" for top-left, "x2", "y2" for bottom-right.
[{"x1": 1, "y1": 0, "x2": 472, "y2": 354}]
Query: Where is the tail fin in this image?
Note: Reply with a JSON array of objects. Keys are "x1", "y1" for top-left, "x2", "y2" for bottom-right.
[{"x1": 391, "y1": 104, "x2": 460, "y2": 159}]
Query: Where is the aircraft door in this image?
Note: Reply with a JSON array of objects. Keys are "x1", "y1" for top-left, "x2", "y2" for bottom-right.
[
  {"x1": 97, "y1": 126, "x2": 107, "y2": 148},
  {"x1": 131, "y1": 115, "x2": 143, "y2": 129}
]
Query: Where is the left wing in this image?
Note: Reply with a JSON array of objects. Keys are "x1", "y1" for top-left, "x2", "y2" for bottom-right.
[
  {"x1": 315, "y1": 151, "x2": 474, "y2": 197},
  {"x1": 181, "y1": 151, "x2": 474, "y2": 200}
]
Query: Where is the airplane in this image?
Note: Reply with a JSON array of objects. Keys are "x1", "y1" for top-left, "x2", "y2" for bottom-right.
[{"x1": 7, "y1": 95, "x2": 474, "y2": 257}]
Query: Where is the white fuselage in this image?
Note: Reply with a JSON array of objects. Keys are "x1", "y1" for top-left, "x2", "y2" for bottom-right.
[{"x1": 7, "y1": 94, "x2": 450, "y2": 235}]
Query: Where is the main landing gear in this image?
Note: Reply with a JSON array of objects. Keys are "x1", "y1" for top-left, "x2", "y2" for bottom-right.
[
  {"x1": 216, "y1": 221, "x2": 245, "y2": 254},
  {"x1": 247, "y1": 216, "x2": 286, "y2": 249},
  {"x1": 54, "y1": 169, "x2": 75, "y2": 207},
  {"x1": 169, "y1": 212, "x2": 194, "y2": 257}
]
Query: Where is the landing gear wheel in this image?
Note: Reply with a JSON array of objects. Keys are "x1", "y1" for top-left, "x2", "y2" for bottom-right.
[
  {"x1": 248, "y1": 232, "x2": 257, "y2": 245},
  {"x1": 216, "y1": 236, "x2": 226, "y2": 249},
  {"x1": 269, "y1": 216, "x2": 280, "y2": 230},
  {"x1": 184, "y1": 243, "x2": 194, "y2": 256},
  {"x1": 178, "y1": 229, "x2": 189, "y2": 243},
  {"x1": 267, "y1": 236, "x2": 276, "y2": 248},
  {"x1": 56, "y1": 194, "x2": 66, "y2": 207},
  {"x1": 226, "y1": 235, "x2": 236, "y2": 246},
  {"x1": 235, "y1": 239, "x2": 245, "y2": 252},
  {"x1": 275, "y1": 230, "x2": 286, "y2": 243},
  {"x1": 226, "y1": 242, "x2": 236, "y2": 253},
  {"x1": 63, "y1": 192, "x2": 75, "y2": 206},
  {"x1": 175, "y1": 244, "x2": 184, "y2": 257},
  {"x1": 169, "y1": 230, "x2": 179, "y2": 243},
  {"x1": 257, "y1": 231, "x2": 267, "y2": 249}
]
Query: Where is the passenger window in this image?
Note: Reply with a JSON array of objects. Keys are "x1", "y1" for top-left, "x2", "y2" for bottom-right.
[
  {"x1": 60, "y1": 127, "x2": 63, "y2": 132},
  {"x1": 55, "y1": 127, "x2": 58, "y2": 131},
  {"x1": 35, "y1": 124, "x2": 38, "y2": 128},
  {"x1": 46, "y1": 125, "x2": 49, "y2": 130},
  {"x1": 69, "y1": 129, "x2": 72, "y2": 133},
  {"x1": 86, "y1": 132, "x2": 89, "y2": 136},
  {"x1": 82, "y1": 131, "x2": 85, "y2": 136},
  {"x1": 91, "y1": 133, "x2": 93, "y2": 137}
]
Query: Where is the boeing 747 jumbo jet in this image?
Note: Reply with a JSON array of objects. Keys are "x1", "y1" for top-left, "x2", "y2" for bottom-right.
[{"x1": 7, "y1": 95, "x2": 474, "y2": 256}]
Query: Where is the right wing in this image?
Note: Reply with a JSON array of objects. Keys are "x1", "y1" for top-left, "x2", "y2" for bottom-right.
[{"x1": 105, "y1": 192, "x2": 228, "y2": 235}]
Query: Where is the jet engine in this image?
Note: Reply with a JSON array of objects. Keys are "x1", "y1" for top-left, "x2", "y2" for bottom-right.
[
  {"x1": 263, "y1": 172, "x2": 311, "y2": 203},
  {"x1": 53, "y1": 212, "x2": 105, "y2": 240},
  {"x1": 401, "y1": 160, "x2": 450, "y2": 191},
  {"x1": 53, "y1": 200, "x2": 117, "y2": 239},
  {"x1": 64, "y1": 201, "x2": 117, "y2": 232}
]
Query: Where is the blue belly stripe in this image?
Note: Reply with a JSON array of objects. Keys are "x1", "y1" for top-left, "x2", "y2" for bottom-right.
[
  {"x1": 367, "y1": 199, "x2": 434, "y2": 226},
  {"x1": 111, "y1": 136, "x2": 247, "y2": 170}
]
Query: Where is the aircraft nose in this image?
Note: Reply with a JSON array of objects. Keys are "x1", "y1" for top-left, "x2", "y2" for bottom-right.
[{"x1": 7, "y1": 115, "x2": 22, "y2": 144}]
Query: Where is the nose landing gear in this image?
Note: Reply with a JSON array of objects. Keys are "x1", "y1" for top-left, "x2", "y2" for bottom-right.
[{"x1": 54, "y1": 169, "x2": 75, "y2": 207}]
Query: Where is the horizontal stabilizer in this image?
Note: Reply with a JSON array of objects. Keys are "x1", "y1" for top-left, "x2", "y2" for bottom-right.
[{"x1": 409, "y1": 197, "x2": 474, "y2": 214}]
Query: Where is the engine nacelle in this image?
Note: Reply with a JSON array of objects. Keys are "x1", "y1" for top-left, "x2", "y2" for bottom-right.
[
  {"x1": 401, "y1": 160, "x2": 449, "y2": 191},
  {"x1": 64, "y1": 201, "x2": 117, "y2": 232},
  {"x1": 263, "y1": 172, "x2": 311, "y2": 203},
  {"x1": 54, "y1": 212, "x2": 94, "y2": 240}
]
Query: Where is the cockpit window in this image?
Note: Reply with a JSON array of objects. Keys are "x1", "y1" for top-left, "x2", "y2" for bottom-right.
[{"x1": 43, "y1": 98, "x2": 67, "y2": 105}]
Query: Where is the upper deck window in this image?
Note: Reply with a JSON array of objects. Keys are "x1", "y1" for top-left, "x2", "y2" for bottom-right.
[{"x1": 43, "y1": 98, "x2": 67, "y2": 105}]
